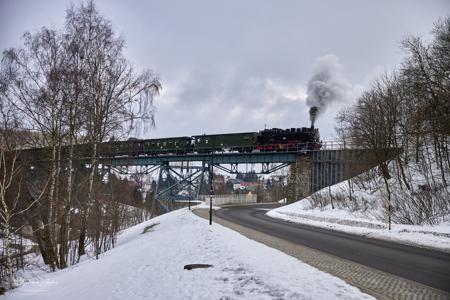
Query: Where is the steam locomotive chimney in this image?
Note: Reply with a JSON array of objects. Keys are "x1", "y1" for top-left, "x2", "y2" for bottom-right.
[{"x1": 309, "y1": 106, "x2": 318, "y2": 129}]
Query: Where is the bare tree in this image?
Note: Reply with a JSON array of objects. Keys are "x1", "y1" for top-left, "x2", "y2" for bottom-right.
[
  {"x1": 2, "y1": 26, "x2": 69, "y2": 270},
  {"x1": 1, "y1": 0, "x2": 161, "y2": 273},
  {"x1": 62, "y1": 2, "x2": 161, "y2": 258},
  {"x1": 336, "y1": 17, "x2": 450, "y2": 227},
  {"x1": 0, "y1": 83, "x2": 47, "y2": 288}
]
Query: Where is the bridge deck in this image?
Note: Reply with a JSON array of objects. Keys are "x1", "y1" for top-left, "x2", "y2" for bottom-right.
[
  {"x1": 99, "y1": 151, "x2": 301, "y2": 166},
  {"x1": 98, "y1": 148, "x2": 401, "y2": 167}
]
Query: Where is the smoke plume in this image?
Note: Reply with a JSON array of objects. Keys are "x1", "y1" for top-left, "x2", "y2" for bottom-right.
[{"x1": 306, "y1": 54, "x2": 351, "y2": 127}]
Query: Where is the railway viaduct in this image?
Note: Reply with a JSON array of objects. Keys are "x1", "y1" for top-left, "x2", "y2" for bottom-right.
[
  {"x1": 97, "y1": 141, "x2": 401, "y2": 211},
  {"x1": 18, "y1": 139, "x2": 401, "y2": 213}
]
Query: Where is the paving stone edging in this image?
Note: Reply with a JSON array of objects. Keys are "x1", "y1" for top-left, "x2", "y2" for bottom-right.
[{"x1": 193, "y1": 208, "x2": 450, "y2": 300}]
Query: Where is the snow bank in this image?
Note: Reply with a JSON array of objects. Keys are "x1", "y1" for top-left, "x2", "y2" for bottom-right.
[
  {"x1": 267, "y1": 199, "x2": 450, "y2": 253},
  {"x1": 3, "y1": 208, "x2": 373, "y2": 300}
]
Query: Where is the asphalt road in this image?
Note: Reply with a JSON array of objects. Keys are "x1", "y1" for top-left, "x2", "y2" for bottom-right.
[{"x1": 214, "y1": 204, "x2": 450, "y2": 292}]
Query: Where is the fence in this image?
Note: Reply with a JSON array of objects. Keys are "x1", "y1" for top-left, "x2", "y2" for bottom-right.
[{"x1": 199, "y1": 193, "x2": 257, "y2": 206}]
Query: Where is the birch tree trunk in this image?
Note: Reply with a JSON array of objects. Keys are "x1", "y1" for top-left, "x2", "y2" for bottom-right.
[{"x1": 78, "y1": 142, "x2": 97, "y2": 258}]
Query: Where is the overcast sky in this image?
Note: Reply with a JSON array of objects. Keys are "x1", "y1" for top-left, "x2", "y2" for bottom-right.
[{"x1": 1, "y1": 0, "x2": 449, "y2": 139}]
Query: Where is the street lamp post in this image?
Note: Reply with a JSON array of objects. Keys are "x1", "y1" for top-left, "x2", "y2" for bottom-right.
[{"x1": 209, "y1": 155, "x2": 214, "y2": 225}]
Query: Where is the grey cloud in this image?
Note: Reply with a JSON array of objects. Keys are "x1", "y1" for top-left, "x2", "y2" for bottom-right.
[
  {"x1": 1, "y1": 0, "x2": 448, "y2": 140},
  {"x1": 152, "y1": 68, "x2": 309, "y2": 138}
]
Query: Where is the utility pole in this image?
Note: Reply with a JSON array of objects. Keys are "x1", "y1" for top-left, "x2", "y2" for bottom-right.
[{"x1": 187, "y1": 161, "x2": 191, "y2": 211}]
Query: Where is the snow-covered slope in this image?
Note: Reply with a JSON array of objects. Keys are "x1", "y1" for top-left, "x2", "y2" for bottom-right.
[
  {"x1": 267, "y1": 181, "x2": 450, "y2": 252},
  {"x1": 3, "y1": 208, "x2": 373, "y2": 300}
]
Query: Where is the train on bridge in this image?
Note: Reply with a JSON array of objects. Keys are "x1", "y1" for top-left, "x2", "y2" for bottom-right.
[
  {"x1": 94, "y1": 126, "x2": 321, "y2": 157},
  {"x1": 21, "y1": 126, "x2": 321, "y2": 159}
]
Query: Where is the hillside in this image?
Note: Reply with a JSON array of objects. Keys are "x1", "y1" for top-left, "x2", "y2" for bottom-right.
[
  {"x1": 268, "y1": 179, "x2": 450, "y2": 252},
  {"x1": 2, "y1": 208, "x2": 372, "y2": 300}
]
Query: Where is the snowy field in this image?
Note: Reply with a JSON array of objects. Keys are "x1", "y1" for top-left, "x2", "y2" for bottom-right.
[
  {"x1": 2, "y1": 208, "x2": 373, "y2": 300},
  {"x1": 267, "y1": 183, "x2": 450, "y2": 253}
]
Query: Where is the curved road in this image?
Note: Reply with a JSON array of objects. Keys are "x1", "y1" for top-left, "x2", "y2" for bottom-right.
[{"x1": 214, "y1": 204, "x2": 450, "y2": 292}]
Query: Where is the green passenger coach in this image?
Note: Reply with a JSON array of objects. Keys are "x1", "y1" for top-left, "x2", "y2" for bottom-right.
[
  {"x1": 192, "y1": 132, "x2": 258, "y2": 153},
  {"x1": 143, "y1": 137, "x2": 192, "y2": 154}
]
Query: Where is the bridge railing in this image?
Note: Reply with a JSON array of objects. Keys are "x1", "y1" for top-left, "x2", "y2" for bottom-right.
[
  {"x1": 206, "y1": 140, "x2": 356, "y2": 154},
  {"x1": 319, "y1": 140, "x2": 355, "y2": 150},
  {"x1": 20, "y1": 139, "x2": 359, "y2": 162},
  {"x1": 199, "y1": 194, "x2": 257, "y2": 206},
  {"x1": 125, "y1": 141, "x2": 324, "y2": 157}
]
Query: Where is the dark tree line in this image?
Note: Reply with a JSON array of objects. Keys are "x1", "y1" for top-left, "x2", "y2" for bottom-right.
[
  {"x1": 337, "y1": 17, "x2": 450, "y2": 227},
  {"x1": 0, "y1": 1, "x2": 160, "y2": 289}
]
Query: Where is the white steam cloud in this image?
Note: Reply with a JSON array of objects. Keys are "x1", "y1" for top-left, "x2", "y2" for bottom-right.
[{"x1": 306, "y1": 54, "x2": 351, "y2": 127}]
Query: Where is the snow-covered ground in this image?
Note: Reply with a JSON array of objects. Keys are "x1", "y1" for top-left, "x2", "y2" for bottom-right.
[
  {"x1": 267, "y1": 183, "x2": 450, "y2": 253},
  {"x1": 2, "y1": 207, "x2": 373, "y2": 300}
]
